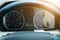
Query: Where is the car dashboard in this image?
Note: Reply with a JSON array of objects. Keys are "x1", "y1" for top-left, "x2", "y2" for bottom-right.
[{"x1": 0, "y1": 0, "x2": 60, "y2": 40}]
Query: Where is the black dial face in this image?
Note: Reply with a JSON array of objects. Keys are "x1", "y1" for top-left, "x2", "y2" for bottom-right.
[{"x1": 3, "y1": 11, "x2": 25, "y2": 30}]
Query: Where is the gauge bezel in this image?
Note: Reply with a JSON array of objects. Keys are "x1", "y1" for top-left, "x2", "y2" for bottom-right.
[{"x1": 3, "y1": 11, "x2": 25, "y2": 30}]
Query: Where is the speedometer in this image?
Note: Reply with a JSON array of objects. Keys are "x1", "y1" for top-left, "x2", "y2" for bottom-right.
[{"x1": 3, "y1": 11, "x2": 25, "y2": 30}]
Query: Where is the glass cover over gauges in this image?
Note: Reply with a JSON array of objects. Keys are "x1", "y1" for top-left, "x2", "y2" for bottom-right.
[{"x1": 3, "y1": 6, "x2": 55, "y2": 30}]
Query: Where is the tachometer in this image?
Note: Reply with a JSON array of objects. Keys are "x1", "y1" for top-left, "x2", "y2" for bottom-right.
[{"x1": 33, "y1": 9, "x2": 45, "y2": 29}]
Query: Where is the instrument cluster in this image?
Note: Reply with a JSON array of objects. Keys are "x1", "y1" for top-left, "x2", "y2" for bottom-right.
[
  {"x1": 2, "y1": 6, "x2": 55, "y2": 30},
  {"x1": 0, "y1": 2, "x2": 56, "y2": 31}
]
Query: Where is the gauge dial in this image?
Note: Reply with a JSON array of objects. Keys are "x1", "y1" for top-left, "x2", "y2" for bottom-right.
[
  {"x1": 3, "y1": 11, "x2": 25, "y2": 30},
  {"x1": 33, "y1": 9, "x2": 45, "y2": 29},
  {"x1": 33, "y1": 9, "x2": 55, "y2": 30}
]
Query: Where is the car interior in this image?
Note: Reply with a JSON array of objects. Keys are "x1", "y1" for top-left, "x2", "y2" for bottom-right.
[{"x1": 0, "y1": 0, "x2": 60, "y2": 40}]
